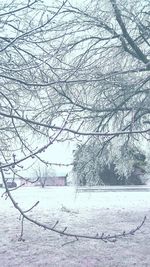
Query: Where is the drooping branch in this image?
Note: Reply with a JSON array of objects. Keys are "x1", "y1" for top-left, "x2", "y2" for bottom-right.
[
  {"x1": 0, "y1": 111, "x2": 149, "y2": 144},
  {"x1": 1, "y1": 169, "x2": 146, "y2": 243},
  {"x1": 110, "y1": 0, "x2": 149, "y2": 66}
]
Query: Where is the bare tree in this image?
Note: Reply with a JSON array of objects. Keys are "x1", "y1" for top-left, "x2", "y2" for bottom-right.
[
  {"x1": 34, "y1": 165, "x2": 56, "y2": 188},
  {"x1": 51, "y1": 0, "x2": 150, "y2": 137},
  {"x1": 0, "y1": 0, "x2": 149, "y2": 243},
  {"x1": 48, "y1": 0, "x2": 150, "y2": 182}
]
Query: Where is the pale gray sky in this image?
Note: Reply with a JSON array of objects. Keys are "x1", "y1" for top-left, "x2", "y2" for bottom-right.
[{"x1": 17, "y1": 140, "x2": 75, "y2": 178}]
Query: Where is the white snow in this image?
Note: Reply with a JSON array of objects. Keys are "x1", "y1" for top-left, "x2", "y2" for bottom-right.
[{"x1": 0, "y1": 186, "x2": 150, "y2": 266}]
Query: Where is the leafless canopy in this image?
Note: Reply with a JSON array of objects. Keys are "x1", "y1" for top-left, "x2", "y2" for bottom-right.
[{"x1": 0, "y1": 0, "x2": 149, "y2": 242}]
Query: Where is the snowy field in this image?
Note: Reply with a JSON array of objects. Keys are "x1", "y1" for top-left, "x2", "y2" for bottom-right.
[{"x1": 0, "y1": 186, "x2": 150, "y2": 267}]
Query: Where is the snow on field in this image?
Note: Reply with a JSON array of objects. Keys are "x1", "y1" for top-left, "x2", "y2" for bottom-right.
[{"x1": 0, "y1": 187, "x2": 150, "y2": 267}]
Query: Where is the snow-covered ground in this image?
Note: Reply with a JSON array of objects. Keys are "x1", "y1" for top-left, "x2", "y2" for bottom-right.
[{"x1": 0, "y1": 186, "x2": 150, "y2": 267}]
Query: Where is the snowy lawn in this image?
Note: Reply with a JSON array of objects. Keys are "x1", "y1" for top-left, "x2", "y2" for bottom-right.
[{"x1": 0, "y1": 186, "x2": 150, "y2": 267}]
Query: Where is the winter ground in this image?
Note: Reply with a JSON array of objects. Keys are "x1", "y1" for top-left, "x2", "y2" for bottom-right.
[{"x1": 0, "y1": 186, "x2": 150, "y2": 267}]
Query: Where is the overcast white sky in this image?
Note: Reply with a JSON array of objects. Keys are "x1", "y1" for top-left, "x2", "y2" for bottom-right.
[{"x1": 17, "y1": 140, "x2": 76, "y2": 178}]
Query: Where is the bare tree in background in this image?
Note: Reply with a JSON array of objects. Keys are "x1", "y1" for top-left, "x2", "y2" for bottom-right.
[
  {"x1": 0, "y1": 0, "x2": 149, "y2": 242},
  {"x1": 34, "y1": 166, "x2": 56, "y2": 188}
]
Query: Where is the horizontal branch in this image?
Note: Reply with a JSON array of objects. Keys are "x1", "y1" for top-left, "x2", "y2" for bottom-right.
[
  {"x1": 0, "y1": 66, "x2": 149, "y2": 87},
  {"x1": 0, "y1": 111, "x2": 149, "y2": 137}
]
